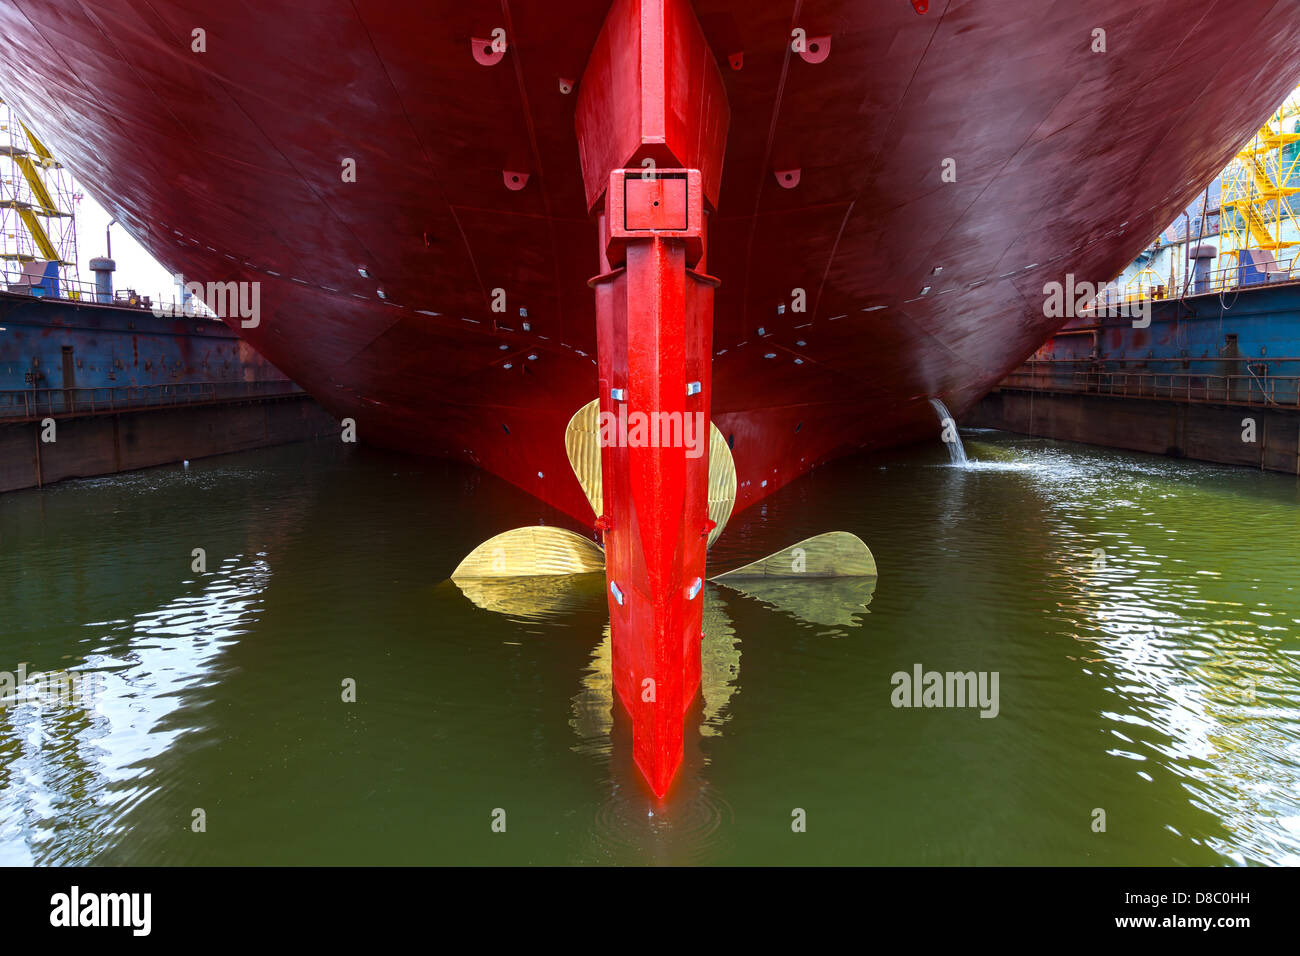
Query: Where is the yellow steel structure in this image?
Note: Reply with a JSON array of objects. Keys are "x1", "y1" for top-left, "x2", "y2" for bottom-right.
[
  {"x1": 1124, "y1": 266, "x2": 1166, "y2": 301},
  {"x1": 0, "y1": 98, "x2": 77, "y2": 279},
  {"x1": 1216, "y1": 85, "x2": 1300, "y2": 283}
]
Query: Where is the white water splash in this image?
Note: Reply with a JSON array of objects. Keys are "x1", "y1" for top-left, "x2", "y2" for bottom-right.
[{"x1": 929, "y1": 397, "x2": 968, "y2": 466}]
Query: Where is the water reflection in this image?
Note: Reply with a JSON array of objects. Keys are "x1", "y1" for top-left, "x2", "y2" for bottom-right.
[
  {"x1": 715, "y1": 576, "x2": 875, "y2": 630},
  {"x1": 570, "y1": 586, "x2": 743, "y2": 751},
  {"x1": 961, "y1": 435, "x2": 1300, "y2": 864},
  {"x1": 451, "y1": 573, "x2": 605, "y2": 621},
  {"x1": 0, "y1": 434, "x2": 1296, "y2": 864},
  {"x1": 0, "y1": 557, "x2": 269, "y2": 865}
]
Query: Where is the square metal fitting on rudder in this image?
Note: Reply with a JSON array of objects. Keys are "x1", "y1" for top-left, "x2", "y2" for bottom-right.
[{"x1": 605, "y1": 167, "x2": 704, "y2": 265}]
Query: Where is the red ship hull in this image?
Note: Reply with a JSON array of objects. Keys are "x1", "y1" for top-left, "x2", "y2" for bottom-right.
[{"x1": 3, "y1": 0, "x2": 1297, "y2": 795}]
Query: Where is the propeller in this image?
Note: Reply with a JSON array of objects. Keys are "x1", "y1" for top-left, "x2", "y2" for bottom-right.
[
  {"x1": 450, "y1": 525, "x2": 605, "y2": 578},
  {"x1": 709, "y1": 531, "x2": 877, "y2": 627},
  {"x1": 564, "y1": 398, "x2": 736, "y2": 549},
  {"x1": 448, "y1": 400, "x2": 878, "y2": 628},
  {"x1": 711, "y1": 530, "x2": 877, "y2": 579},
  {"x1": 449, "y1": 526, "x2": 606, "y2": 618}
]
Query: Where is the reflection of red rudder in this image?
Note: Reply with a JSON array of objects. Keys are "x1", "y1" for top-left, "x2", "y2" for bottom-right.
[{"x1": 577, "y1": 0, "x2": 729, "y2": 797}]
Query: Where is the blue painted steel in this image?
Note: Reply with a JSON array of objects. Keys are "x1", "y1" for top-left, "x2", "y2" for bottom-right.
[
  {"x1": 28, "y1": 261, "x2": 60, "y2": 299},
  {"x1": 0, "y1": 290, "x2": 284, "y2": 392},
  {"x1": 1237, "y1": 249, "x2": 1279, "y2": 287},
  {"x1": 1030, "y1": 280, "x2": 1300, "y2": 405}
]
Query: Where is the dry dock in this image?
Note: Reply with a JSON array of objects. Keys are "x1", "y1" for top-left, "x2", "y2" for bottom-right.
[
  {"x1": 0, "y1": 289, "x2": 335, "y2": 492},
  {"x1": 965, "y1": 281, "x2": 1300, "y2": 475}
]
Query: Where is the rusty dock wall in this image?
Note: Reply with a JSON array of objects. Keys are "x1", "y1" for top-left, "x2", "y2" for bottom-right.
[
  {"x1": 1, "y1": 386, "x2": 337, "y2": 493},
  {"x1": 965, "y1": 386, "x2": 1300, "y2": 474},
  {"x1": 964, "y1": 282, "x2": 1300, "y2": 474}
]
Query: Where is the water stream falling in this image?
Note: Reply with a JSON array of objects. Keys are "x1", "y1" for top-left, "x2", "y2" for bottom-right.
[{"x1": 929, "y1": 397, "x2": 968, "y2": 465}]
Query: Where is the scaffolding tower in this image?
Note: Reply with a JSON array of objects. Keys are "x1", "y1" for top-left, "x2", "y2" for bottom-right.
[
  {"x1": 0, "y1": 98, "x2": 80, "y2": 295},
  {"x1": 1216, "y1": 85, "x2": 1300, "y2": 287}
]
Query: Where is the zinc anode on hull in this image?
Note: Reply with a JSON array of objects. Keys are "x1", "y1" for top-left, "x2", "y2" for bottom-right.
[{"x1": 0, "y1": 2, "x2": 1295, "y2": 527}]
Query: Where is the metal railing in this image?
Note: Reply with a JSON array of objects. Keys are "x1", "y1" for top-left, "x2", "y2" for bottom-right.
[
  {"x1": 1100, "y1": 257, "x2": 1300, "y2": 308},
  {"x1": 1200, "y1": 259, "x2": 1300, "y2": 295},
  {"x1": 0, "y1": 380, "x2": 304, "y2": 421},
  {"x1": 1001, "y1": 358, "x2": 1300, "y2": 408},
  {"x1": 1, "y1": 268, "x2": 207, "y2": 318}
]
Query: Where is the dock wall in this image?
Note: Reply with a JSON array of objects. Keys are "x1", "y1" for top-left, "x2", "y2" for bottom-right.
[
  {"x1": 965, "y1": 387, "x2": 1300, "y2": 474},
  {"x1": 0, "y1": 394, "x2": 337, "y2": 493}
]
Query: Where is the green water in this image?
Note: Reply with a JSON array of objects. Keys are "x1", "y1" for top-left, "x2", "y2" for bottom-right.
[{"x1": 1, "y1": 430, "x2": 1297, "y2": 865}]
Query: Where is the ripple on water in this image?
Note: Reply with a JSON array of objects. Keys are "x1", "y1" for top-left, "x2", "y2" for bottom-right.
[
  {"x1": 583, "y1": 780, "x2": 736, "y2": 865},
  {"x1": 3, "y1": 435, "x2": 1298, "y2": 864}
]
